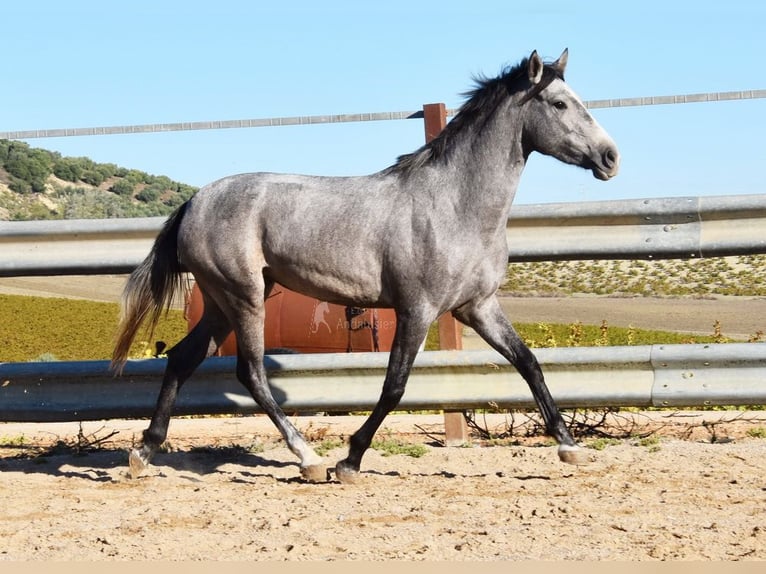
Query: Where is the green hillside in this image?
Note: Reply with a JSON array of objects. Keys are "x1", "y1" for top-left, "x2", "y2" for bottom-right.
[{"x1": 0, "y1": 139, "x2": 197, "y2": 220}]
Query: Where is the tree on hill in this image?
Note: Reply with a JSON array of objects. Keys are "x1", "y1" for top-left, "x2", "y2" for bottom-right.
[
  {"x1": 0, "y1": 140, "x2": 53, "y2": 193},
  {"x1": 0, "y1": 138, "x2": 198, "y2": 220}
]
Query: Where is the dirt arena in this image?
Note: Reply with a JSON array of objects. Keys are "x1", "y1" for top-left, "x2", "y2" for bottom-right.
[{"x1": 1, "y1": 412, "x2": 765, "y2": 561}]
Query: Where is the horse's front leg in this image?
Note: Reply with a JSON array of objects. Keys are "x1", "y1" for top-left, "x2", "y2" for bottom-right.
[
  {"x1": 454, "y1": 296, "x2": 588, "y2": 465},
  {"x1": 335, "y1": 310, "x2": 432, "y2": 484}
]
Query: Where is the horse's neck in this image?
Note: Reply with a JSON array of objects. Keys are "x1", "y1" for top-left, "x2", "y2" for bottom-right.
[{"x1": 445, "y1": 109, "x2": 526, "y2": 227}]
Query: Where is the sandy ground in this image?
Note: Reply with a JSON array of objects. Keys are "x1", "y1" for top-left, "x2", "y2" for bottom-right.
[
  {"x1": 0, "y1": 275, "x2": 136, "y2": 304},
  {"x1": 1, "y1": 412, "x2": 765, "y2": 561}
]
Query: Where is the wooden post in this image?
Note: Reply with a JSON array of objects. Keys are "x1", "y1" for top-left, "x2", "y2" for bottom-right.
[
  {"x1": 422, "y1": 103, "x2": 470, "y2": 446},
  {"x1": 422, "y1": 102, "x2": 447, "y2": 143}
]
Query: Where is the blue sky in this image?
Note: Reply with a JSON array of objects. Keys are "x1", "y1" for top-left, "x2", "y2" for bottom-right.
[{"x1": 2, "y1": 0, "x2": 764, "y2": 204}]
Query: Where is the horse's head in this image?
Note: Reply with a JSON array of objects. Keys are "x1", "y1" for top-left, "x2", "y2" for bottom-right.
[{"x1": 521, "y1": 49, "x2": 620, "y2": 181}]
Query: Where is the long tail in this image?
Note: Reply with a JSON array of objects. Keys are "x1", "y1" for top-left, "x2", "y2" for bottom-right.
[{"x1": 111, "y1": 202, "x2": 189, "y2": 373}]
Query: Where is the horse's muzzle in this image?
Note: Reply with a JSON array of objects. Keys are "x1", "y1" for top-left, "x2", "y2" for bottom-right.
[{"x1": 593, "y1": 146, "x2": 620, "y2": 180}]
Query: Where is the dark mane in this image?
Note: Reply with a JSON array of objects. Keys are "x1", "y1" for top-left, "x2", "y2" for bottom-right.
[{"x1": 386, "y1": 57, "x2": 564, "y2": 176}]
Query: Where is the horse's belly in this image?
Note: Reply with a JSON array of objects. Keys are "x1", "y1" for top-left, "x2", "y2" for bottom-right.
[{"x1": 264, "y1": 262, "x2": 387, "y2": 308}]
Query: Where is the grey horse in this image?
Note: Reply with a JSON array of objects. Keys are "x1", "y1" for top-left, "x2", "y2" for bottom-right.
[{"x1": 112, "y1": 49, "x2": 619, "y2": 483}]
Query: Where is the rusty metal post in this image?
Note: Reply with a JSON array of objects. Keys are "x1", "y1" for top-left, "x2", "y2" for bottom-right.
[{"x1": 422, "y1": 103, "x2": 470, "y2": 446}]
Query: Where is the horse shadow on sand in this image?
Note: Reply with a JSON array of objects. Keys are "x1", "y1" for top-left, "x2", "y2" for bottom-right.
[
  {"x1": 0, "y1": 444, "x2": 303, "y2": 484},
  {"x1": 0, "y1": 445, "x2": 556, "y2": 485}
]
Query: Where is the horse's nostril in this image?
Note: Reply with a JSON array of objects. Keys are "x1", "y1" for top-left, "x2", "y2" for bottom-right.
[{"x1": 603, "y1": 148, "x2": 618, "y2": 169}]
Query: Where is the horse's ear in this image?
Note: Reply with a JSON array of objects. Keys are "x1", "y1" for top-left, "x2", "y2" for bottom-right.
[
  {"x1": 527, "y1": 50, "x2": 544, "y2": 85},
  {"x1": 552, "y1": 48, "x2": 569, "y2": 75}
]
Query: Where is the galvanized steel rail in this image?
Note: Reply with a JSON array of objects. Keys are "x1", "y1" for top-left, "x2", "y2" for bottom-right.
[
  {"x1": 2, "y1": 194, "x2": 766, "y2": 422},
  {"x1": 0, "y1": 217, "x2": 162, "y2": 276},
  {"x1": 504, "y1": 193, "x2": 766, "y2": 261},
  {"x1": 3, "y1": 193, "x2": 766, "y2": 276},
  {"x1": 1, "y1": 345, "x2": 765, "y2": 423}
]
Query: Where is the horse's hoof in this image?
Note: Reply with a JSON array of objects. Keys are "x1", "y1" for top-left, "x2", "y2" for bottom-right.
[
  {"x1": 300, "y1": 464, "x2": 330, "y2": 483},
  {"x1": 335, "y1": 461, "x2": 362, "y2": 485},
  {"x1": 558, "y1": 444, "x2": 589, "y2": 465},
  {"x1": 128, "y1": 448, "x2": 148, "y2": 479}
]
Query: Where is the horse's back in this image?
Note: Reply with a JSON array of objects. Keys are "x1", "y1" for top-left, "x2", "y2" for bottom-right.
[{"x1": 177, "y1": 172, "x2": 403, "y2": 305}]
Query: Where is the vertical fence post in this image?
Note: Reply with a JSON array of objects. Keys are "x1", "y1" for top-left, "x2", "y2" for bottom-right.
[{"x1": 422, "y1": 103, "x2": 471, "y2": 446}]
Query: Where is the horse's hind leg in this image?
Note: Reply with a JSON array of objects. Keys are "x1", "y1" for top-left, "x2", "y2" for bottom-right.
[
  {"x1": 129, "y1": 300, "x2": 231, "y2": 478},
  {"x1": 227, "y1": 283, "x2": 328, "y2": 482},
  {"x1": 236, "y1": 352, "x2": 327, "y2": 481},
  {"x1": 453, "y1": 296, "x2": 587, "y2": 465}
]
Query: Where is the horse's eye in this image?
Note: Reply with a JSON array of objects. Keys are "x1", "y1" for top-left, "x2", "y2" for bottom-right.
[{"x1": 553, "y1": 101, "x2": 567, "y2": 110}]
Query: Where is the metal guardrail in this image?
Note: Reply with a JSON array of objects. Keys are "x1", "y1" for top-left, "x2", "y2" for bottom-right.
[
  {"x1": 1, "y1": 345, "x2": 765, "y2": 423},
  {"x1": 3, "y1": 194, "x2": 766, "y2": 276},
  {"x1": 505, "y1": 193, "x2": 766, "y2": 261},
  {"x1": 0, "y1": 217, "x2": 160, "y2": 276},
  {"x1": 2, "y1": 193, "x2": 765, "y2": 423}
]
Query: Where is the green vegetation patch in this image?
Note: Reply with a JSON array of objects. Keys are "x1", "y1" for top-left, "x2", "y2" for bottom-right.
[
  {"x1": 0, "y1": 139, "x2": 197, "y2": 221},
  {"x1": 0, "y1": 294, "x2": 187, "y2": 362},
  {"x1": 586, "y1": 437, "x2": 622, "y2": 450},
  {"x1": 427, "y1": 318, "x2": 717, "y2": 352},
  {"x1": 371, "y1": 438, "x2": 428, "y2": 458},
  {"x1": 515, "y1": 320, "x2": 717, "y2": 348}
]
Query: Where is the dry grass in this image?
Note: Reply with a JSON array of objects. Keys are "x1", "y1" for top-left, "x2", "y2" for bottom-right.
[{"x1": 502, "y1": 254, "x2": 766, "y2": 297}]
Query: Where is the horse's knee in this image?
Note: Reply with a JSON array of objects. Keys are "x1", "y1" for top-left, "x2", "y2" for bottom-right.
[{"x1": 380, "y1": 382, "x2": 406, "y2": 407}]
